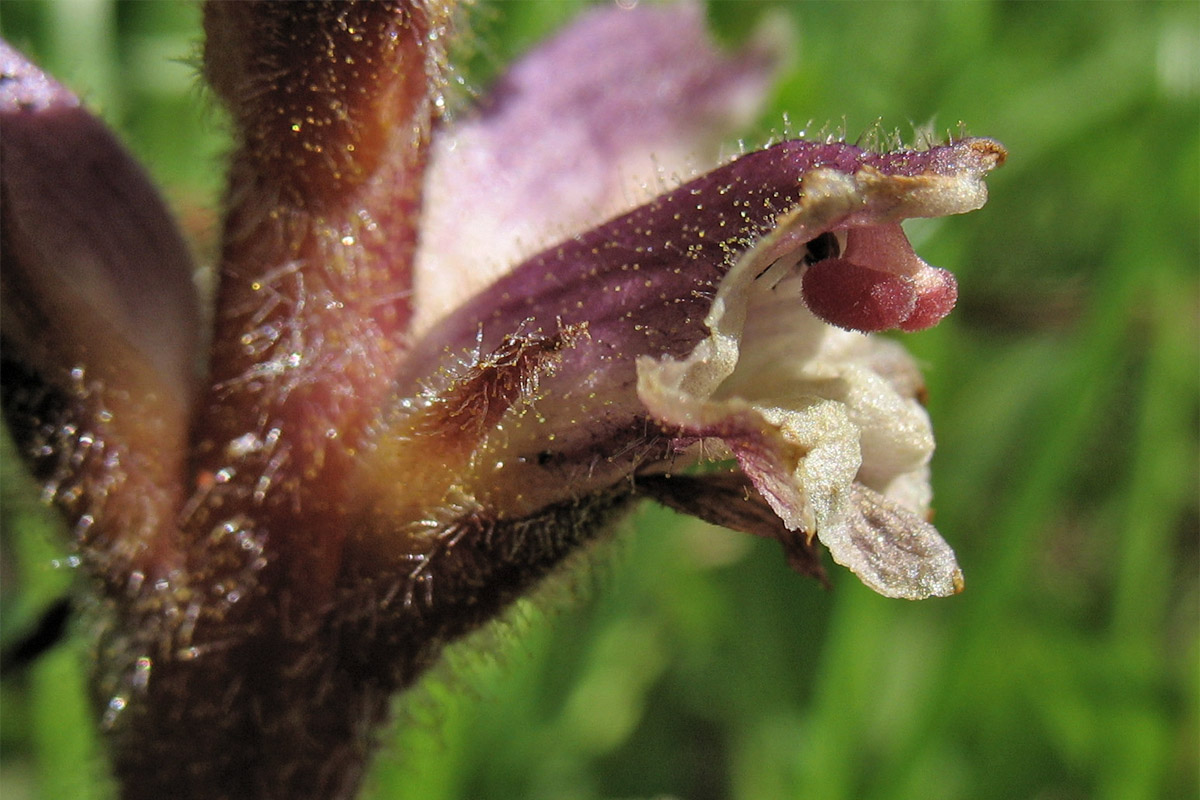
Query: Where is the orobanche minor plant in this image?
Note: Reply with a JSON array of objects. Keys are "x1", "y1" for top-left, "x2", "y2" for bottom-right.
[{"x1": 0, "y1": 3, "x2": 1003, "y2": 798}]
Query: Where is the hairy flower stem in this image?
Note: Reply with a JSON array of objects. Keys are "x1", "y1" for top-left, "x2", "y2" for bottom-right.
[
  {"x1": 107, "y1": 4, "x2": 457, "y2": 798},
  {"x1": 194, "y1": 0, "x2": 448, "y2": 608}
]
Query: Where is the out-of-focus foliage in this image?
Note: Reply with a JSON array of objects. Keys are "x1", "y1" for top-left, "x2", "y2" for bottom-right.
[{"x1": 1, "y1": 2, "x2": 1196, "y2": 799}]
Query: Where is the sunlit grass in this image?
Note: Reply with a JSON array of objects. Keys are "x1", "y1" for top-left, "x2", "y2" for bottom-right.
[{"x1": 2, "y1": 2, "x2": 1196, "y2": 799}]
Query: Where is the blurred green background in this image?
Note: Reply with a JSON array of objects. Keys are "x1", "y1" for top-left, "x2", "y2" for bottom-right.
[{"x1": 1, "y1": 1, "x2": 1196, "y2": 799}]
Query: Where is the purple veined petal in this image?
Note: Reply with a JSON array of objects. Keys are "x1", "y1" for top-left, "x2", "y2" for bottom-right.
[
  {"x1": 368, "y1": 137, "x2": 1000, "y2": 599},
  {"x1": 412, "y1": 1, "x2": 777, "y2": 333},
  {"x1": 400, "y1": 137, "x2": 1002, "y2": 409},
  {"x1": 388, "y1": 138, "x2": 816, "y2": 521},
  {"x1": 822, "y1": 483, "x2": 964, "y2": 599}
]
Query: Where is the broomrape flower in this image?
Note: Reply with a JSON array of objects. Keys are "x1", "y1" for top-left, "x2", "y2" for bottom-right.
[{"x1": 0, "y1": 2, "x2": 1004, "y2": 798}]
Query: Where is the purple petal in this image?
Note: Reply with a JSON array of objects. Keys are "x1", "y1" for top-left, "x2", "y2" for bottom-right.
[
  {"x1": 402, "y1": 137, "x2": 1001, "y2": 395},
  {"x1": 372, "y1": 137, "x2": 1001, "y2": 597}
]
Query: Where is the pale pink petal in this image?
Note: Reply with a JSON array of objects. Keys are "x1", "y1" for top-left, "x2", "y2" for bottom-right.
[{"x1": 413, "y1": 2, "x2": 776, "y2": 332}]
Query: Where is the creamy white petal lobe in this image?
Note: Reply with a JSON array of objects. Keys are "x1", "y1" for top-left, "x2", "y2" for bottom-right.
[
  {"x1": 826, "y1": 484, "x2": 964, "y2": 599},
  {"x1": 637, "y1": 217, "x2": 961, "y2": 598}
]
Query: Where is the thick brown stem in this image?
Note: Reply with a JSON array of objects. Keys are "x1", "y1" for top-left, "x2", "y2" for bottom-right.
[
  {"x1": 192, "y1": 0, "x2": 450, "y2": 604},
  {"x1": 103, "y1": 4, "x2": 460, "y2": 797}
]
